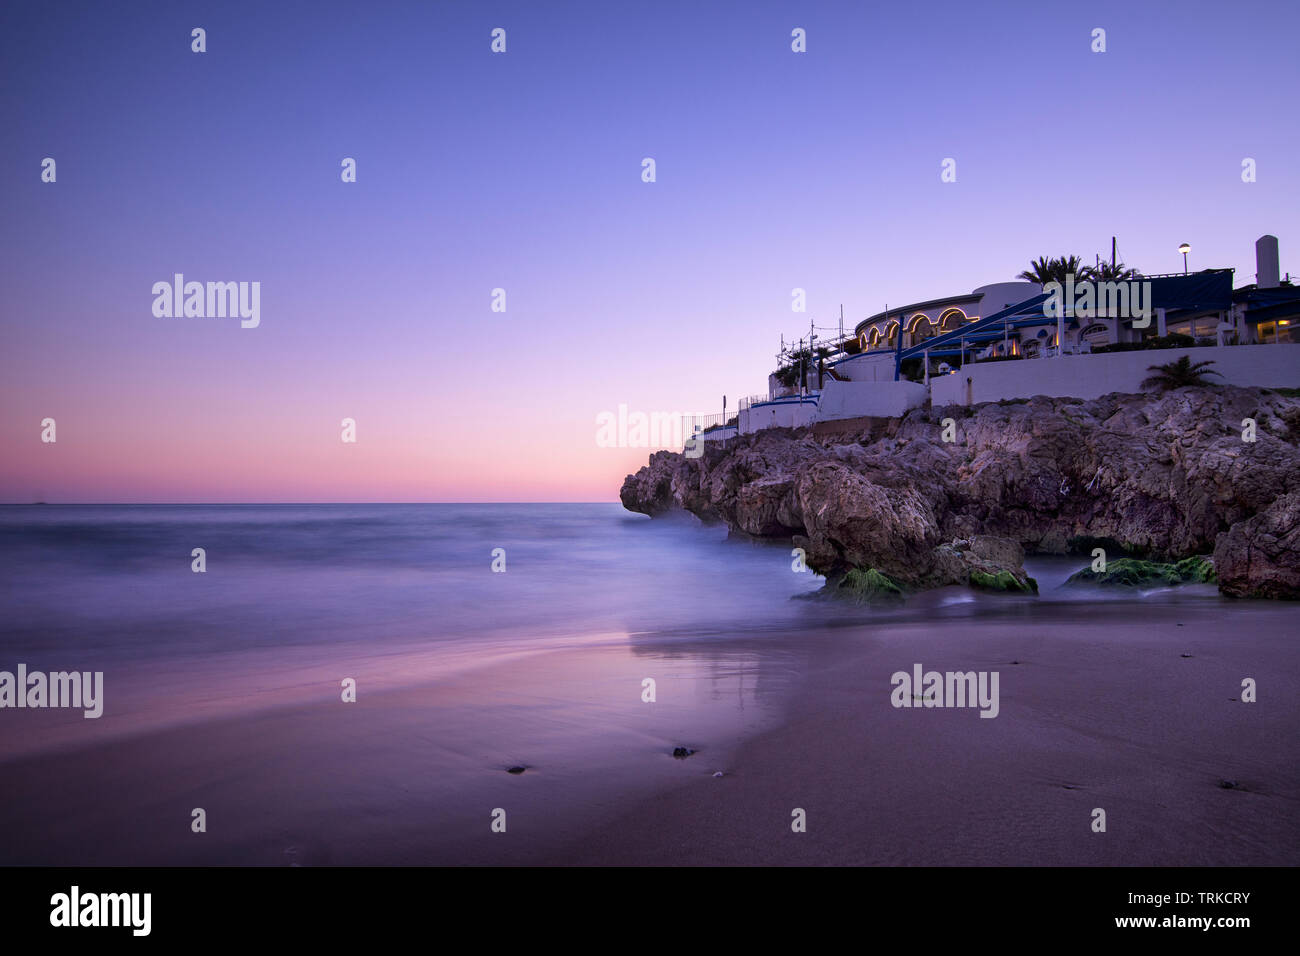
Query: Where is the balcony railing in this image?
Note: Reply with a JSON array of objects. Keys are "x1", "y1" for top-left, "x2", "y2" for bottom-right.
[{"x1": 686, "y1": 412, "x2": 727, "y2": 432}]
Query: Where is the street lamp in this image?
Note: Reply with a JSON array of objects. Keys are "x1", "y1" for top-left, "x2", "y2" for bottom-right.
[{"x1": 1179, "y1": 242, "x2": 1191, "y2": 275}]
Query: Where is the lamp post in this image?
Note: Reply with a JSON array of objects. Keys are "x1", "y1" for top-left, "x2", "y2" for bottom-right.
[{"x1": 1179, "y1": 242, "x2": 1191, "y2": 275}]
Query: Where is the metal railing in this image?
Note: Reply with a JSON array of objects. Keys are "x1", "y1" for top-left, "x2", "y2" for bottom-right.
[{"x1": 687, "y1": 412, "x2": 727, "y2": 432}]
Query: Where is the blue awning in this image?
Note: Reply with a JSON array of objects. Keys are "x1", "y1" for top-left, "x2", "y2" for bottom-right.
[{"x1": 894, "y1": 271, "x2": 1235, "y2": 373}]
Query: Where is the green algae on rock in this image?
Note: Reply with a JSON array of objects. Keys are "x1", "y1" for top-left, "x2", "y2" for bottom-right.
[
  {"x1": 970, "y1": 569, "x2": 1039, "y2": 593},
  {"x1": 834, "y1": 568, "x2": 905, "y2": 605},
  {"x1": 1067, "y1": 555, "x2": 1215, "y2": 588}
]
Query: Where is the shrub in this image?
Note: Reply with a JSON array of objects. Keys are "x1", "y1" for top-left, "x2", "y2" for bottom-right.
[{"x1": 1149, "y1": 332, "x2": 1196, "y2": 349}]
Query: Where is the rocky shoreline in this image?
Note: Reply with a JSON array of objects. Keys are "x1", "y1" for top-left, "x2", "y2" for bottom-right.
[{"x1": 621, "y1": 386, "x2": 1300, "y2": 600}]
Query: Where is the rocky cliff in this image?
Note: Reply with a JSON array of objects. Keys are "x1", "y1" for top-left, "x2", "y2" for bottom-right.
[{"x1": 620, "y1": 386, "x2": 1300, "y2": 599}]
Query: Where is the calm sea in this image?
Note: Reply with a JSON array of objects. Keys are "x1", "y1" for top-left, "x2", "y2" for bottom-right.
[
  {"x1": 0, "y1": 503, "x2": 1232, "y2": 864},
  {"x1": 0, "y1": 503, "x2": 834, "y2": 668}
]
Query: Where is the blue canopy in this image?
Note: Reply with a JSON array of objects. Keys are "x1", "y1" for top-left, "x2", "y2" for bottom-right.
[{"x1": 893, "y1": 270, "x2": 1234, "y2": 378}]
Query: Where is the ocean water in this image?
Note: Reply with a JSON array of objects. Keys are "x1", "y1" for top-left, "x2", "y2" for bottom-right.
[
  {"x1": 0, "y1": 503, "x2": 1224, "y2": 672},
  {"x1": 0, "y1": 504, "x2": 1239, "y2": 863},
  {"x1": 0, "y1": 503, "x2": 850, "y2": 763},
  {"x1": 0, "y1": 503, "x2": 834, "y2": 667}
]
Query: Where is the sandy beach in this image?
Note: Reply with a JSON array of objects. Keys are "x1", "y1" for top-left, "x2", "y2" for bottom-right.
[
  {"x1": 552, "y1": 600, "x2": 1300, "y2": 866},
  {"x1": 2, "y1": 596, "x2": 1294, "y2": 867}
]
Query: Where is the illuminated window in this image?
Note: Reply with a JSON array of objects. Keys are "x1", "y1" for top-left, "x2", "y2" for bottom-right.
[
  {"x1": 939, "y1": 309, "x2": 966, "y2": 332},
  {"x1": 1259, "y1": 320, "x2": 1300, "y2": 344},
  {"x1": 908, "y1": 314, "x2": 936, "y2": 346}
]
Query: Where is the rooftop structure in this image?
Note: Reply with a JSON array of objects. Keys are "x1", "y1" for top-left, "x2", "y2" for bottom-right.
[{"x1": 719, "y1": 235, "x2": 1300, "y2": 441}]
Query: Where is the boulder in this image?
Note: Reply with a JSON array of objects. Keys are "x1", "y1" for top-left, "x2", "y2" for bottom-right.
[
  {"x1": 1066, "y1": 556, "x2": 1215, "y2": 588},
  {"x1": 1215, "y1": 493, "x2": 1300, "y2": 599},
  {"x1": 620, "y1": 450, "x2": 679, "y2": 516}
]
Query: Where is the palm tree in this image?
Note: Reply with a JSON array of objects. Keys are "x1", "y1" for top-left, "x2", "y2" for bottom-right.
[
  {"x1": 1141, "y1": 356, "x2": 1222, "y2": 391},
  {"x1": 1017, "y1": 255, "x2": 1090, "y2": 286},
  {"x1": 1091, "y1": 259, "x2": 1139, "y2": 281}
]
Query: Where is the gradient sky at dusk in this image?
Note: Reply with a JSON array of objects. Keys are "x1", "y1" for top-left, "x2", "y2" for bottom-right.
[{"x1": 3, "y1": 0, "x2": 1297, "y2": 502}]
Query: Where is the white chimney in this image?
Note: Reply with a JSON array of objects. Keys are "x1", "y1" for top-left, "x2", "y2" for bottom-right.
[{"x1": 1256, "y1": 235, "x2": 1280, "y2": 288}]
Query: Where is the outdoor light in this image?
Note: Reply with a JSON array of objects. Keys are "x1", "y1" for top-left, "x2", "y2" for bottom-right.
[{"x1": 1179, "y1": 242, "x2": 1191, "y2": 274}]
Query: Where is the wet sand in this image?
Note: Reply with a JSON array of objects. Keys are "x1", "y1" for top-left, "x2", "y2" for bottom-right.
[
  {"x1": 552, "y1": 601, "x2": 1300, "y2": 865},
  {"x1": 0, "y1": 599, "x2": 1295, "y2": 866},
  {"x1": 0, "y1": 636, "x2": 802, "y2": 865}
]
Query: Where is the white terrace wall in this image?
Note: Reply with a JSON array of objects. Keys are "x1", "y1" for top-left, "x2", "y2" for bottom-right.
[
  {"x1": 828, "y1": 351, "x2": 898, "y2": 382},
  {"x1": 697, "y1": 425, "x2": 738, "y2": 441},
  {"x1": 739, "y1": 397, "x2": 818, "y2": 434},
  {"x1": 930, "y1": 344, "x2": 1300, "y2": 407},
  {"x1": 815, "y1": 380, "x2": 927, "y2": 421}
]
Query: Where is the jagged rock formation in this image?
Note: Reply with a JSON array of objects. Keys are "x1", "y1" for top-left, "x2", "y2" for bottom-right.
[
  {"x1": 620, "y1": 386, "x2": 1300, "y2": 599},
  {"x1": 1214, "y1": 492, "x2": 1300, "y2": 598}
]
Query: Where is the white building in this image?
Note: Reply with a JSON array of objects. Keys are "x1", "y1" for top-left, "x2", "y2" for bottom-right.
[{"x1": 725, "y1": 235, "x2": 1300, "y2": 438}]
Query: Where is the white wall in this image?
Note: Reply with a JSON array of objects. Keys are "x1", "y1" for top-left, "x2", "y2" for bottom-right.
[
  {"x1": 973, "y1": 281, "x2": 1041, "y2": 314},
  {"x1": 829, "y1": 351, "x2": 898, "y2": 382},
  {"x1": 815, "y1": 380, "x2": 927, "y2": 421},
  {"x1": 739, "y1": 397, "x2": 818, "y2": 434},
  {"x1": 931, "y1": 344, "x2": 1300, "y2": 406},
  {"x1": 698, "y1": 425, "x2": 737, "y2": 441},
  {"x1": 930, "y1": 370, "x2": 968, "y2": 406}
]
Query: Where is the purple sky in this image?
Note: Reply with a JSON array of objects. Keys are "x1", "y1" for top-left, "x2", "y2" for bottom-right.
[{"x1": 2, "y1": 0, "x2": 1297, "y2": 502}]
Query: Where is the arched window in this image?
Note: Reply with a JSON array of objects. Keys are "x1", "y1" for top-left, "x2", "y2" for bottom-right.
[
  {"x1": 939, "y1": 308, "x2": 966, "y2": 332},
  {"x1": 884, "y1": 321, "x2": 900, "y2": 346},
  {"x1": 1080, "y1": 323, "x2": 1110, "y2": 346},
  {"x1": 868, "y1": 328, "x2": 881, "y2": 349},
  {"x1": 908, "y1": 313, "x2": 936, "y2": 346}
]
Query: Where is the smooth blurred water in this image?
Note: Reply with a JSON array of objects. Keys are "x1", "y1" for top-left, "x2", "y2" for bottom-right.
[
  {"x1": 0, "y1": 502, "x2": 1237, "y2": 842},
  {"x1": 0, "y1": 504, "x2": 834, "y2": 668},
  {"x1": 0, "y1": 504, "x2": 1231, "y2": 675}
]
